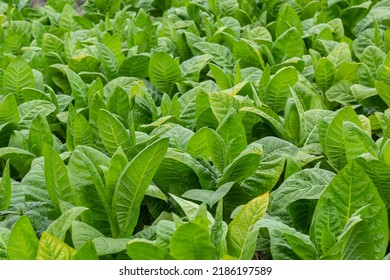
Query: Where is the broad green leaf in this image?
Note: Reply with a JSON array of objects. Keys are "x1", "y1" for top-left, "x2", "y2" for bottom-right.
[
  {"x1": 92, "y1": 237, "x2": 129, "y2": 256},
  {"x1": 258, "y1": 217, "x2": 316, "y2": 260},
  {"x1": 356, "y1": 156, "x2": 390, "y2": 208},
  {"x1": 105, "y1": 147, "x2": 128, "y2": 208},
  {"x1": 71, "y1": 221, "x2": 104, "y2": 250},
  {"x1": 0, "y1": 228, "x2": 10, "y2": 260},
  {"x1": 272, "y1": 27, "x2": 304, "y2": 64},
  {"x1": 64, "y1": 68, "x2": 87, "y2": 108},
  {"x1": 36, "y1": 232, "x2": 76, "y2": 260},
  {"x1": 284, "y1": 232, "x2": 318, "y2": 260},
  {"x1": 7, "y1": 216, "x2": 38, "y2": 260},
  {"x1": 29, "y1": 113, "x2": 53, "y2": 156},
  {"x1": 95, "y1": 42, "x2": 118, "y2": 80},
  {"x1": 43, "y1": 145, "x2": 73, "y2": 209},
  {"x1": 127, "y1": 239, "x2": 174, "y2": 260},
  {"x1": 113, "y1": 138, "x2": 169, "y2": 237},
  {"x1": 72, "y1": 240, "x2": 98, "y2": 260},
  {"x1": 240, "y1": 107, "x2": 290, "y2": 141},
  {"x1": 209, "y1": 91, "x2": 239, "y2": 123},
  {"x1": 315, "y1": 58, "x2": 335, "y2": 92},
  {"x1": 68, "y1": 146, "x2": 112, "y2": 236},
  {"x1": 325, "y1": 80, "x2": 354, "y2": 105},
  {"x1": 180, "y1": 54, "x2": 212, "y2": 82},
  {"x1": 149, "y1": 52, "x2": 181, "y2": 95},
  {"x1": 327, "y1": 43, "x2": 352, "y2": 68},
  {"x1": 0, "y1": 94, "x2": 19, "y2": 124},
  {"x1": 46, "y1": 206, "x2": 88, "y2": 241},
  {"x1": 360, "y1": 46, "x2": 385, "y2": 77},
  {"x1": 193, "y1": 42, "x2": 233, "y2": 69},
  {"x1": 320, "y1": 106, "x2": 362, "y2": 170},
  {"x1": 0, "y1": 160, "x2": 11, "y2": 211},
  {"x1": 119, "y1": 55, "x2": 150, "y2": 79},
  {"x1": 98, "y1": 109, "x2": 132, "y2": 157},
  {"x1": 217, "y1": 109, "x2": 247, "y2": 163},
  {"x1": 322, "y1": 216, "x2": 376, "y2": 260},
  {"x1": 270, "y1": 168, "x2": 335, "y2": 217},
  {"x1": 18, "y1": 100, "x2": 56, "y2": 129},
  {"x1": 311, "y1": 161, "x2": 389, "y2": 259},
  {"x1": 47, "y1": 0, "x2": 73, "y2": 12},
  {"x1": 343, "y1": 122, "x2": 378, "y2": 161},
  {"x1": 182, "y1": 182, "x2": 234, "y2": 208},
  {"x1": 218, "y1": 143, "x2": 263, "y2": 186},
  {"x1": 375, "y1": 80, "x2": 390, "y2": 108},
  {"x1": 263, "y1": 67, "x2": 298, "y2": 114},
  {"x1": 73, "y1": 113, "x2": 94, "y2": 147},
  {"x1": 3, "y1": 57, "x2": 35, "y2": 104},
  {"x1": 187, "y1": 127, "x2": 227, "y2": 173},
  {"x1": 0, "y1": 147, "x2": 35, "y2": 175},
  {"x1": 170, "y1": 194, "x2": 215, "y2": 224},
  {"x1": 275, "y1": 4, "x2": 303, "y2": 37},
  {"x1": 227, "y1": 192, "x2": 269, "y2": 259},
  {"x1": 170, "y1": 223, "x2": 215, "y2": 260}
]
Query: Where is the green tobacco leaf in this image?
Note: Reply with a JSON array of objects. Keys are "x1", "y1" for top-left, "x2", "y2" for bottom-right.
[
  {"x1": 263, "y1": 67, "x2": 298, "y2": 114},
  {"x1": 193, "y1": 42, "x2": 233, "y2": 68},
  {"x1": 68, "y1": 146, "x2": 112, "y2": 236},
  {"x1": 170, "y1": 223, "x2": 215, "y2": 260},
  {"x1": 95, "y1": 42, "x2": 118, "y2": 80},
  {"x1": 46, "y1": 206, "x2": 88, "y2": 241},
  {"x1": 217, "y1": 109, "x2": 247, "y2": 163},
  {"x1": 73, "y1": 112, "x2": 94, "y2": 147},
  {"x1": 127, "y1": 239, "x2": 175, "y2": 260},
  {"x1": 311, "y1": 161, "x2": 389, "y2": 259},
  {"x1": 275, "y1": 4, "x2": 303, "y2": 37},
  {"x1": 113, "y1": 138, "x2": 169, "y2": 237},
  {"x1": 182, "y1": 182, "x2": 234, "y2": 208},
  {"x1": 0, "y1": 228, "x2": 10, "y2": 260},
  {"x1": 154, "y1": 149, "x2": 215, "y2": 195},
  {"x1": 272, "y1": 27, "x2": 304, "y2": 64},
  {"x1": 43, "y1": 145, "x2": 74, "y2": 209},
  {"x1": 0, "y1": 94, "x2": 19, "y2": 124},
  {"x1": 270, "y1": 168, "x2": 335, "y2": 217},
  {"x1": 375, "y1": 80, "x2": 390, "y2": 108},
  {"x1": 0, "y1": 147, "x2": 35, "y2": 176},
  {"x1": 7, "y1": 216, "x2": 38, "y2": 260},
  {"x1": 29, "y1": 113, "x2": 53, "y2": 156},
  {"x1": 209, "y1": 91, "x2": 239, "y2": 123},
  {"x1": 356, "y1": 156, "x2": 390, "y2": 208},
  {"x1": 3, "y1": 57, "x2": 35, "y2": 104},
  {"x1": 37, "y1": 232, "x2": 76, "y2": 260},
  {"x1": 187, "y1": 127, "x2": 227, "y2": 173},
  {"x1": 218, "y1": 143, "x2": 263, "y2": 186},
  {"x1": 320, "y1": 106, "x2": 362, "y2": 170},
  {"x1": 315, "y1": 58, "x2": 335, "y2": 92},
  {"x1": 71, "y1": 221, "x2": 104, "y2": 250},
  {"x1": 18, "y1": 100, "x2": 56, "y2": 129},
  {"x1": 343, "y1": 122, "x2": 378, "y2": 161},
  {"x1": 93, "y1": 237, "x2": 129, "y2": 256},
  {"x1": 0, "y1": 160, "x2": 11, "y2": 211},
  {"x1": 322, "y1": 216, "x2": 376, "y2": 260},
  {"x1": 98, "y1": 109, "x2": 132, "y2": 157},
  {"x1": 258, "y1": 217, "x2": 317, "y2": 260},
  {"x1": 240, "y1": 107, "x2": 290, "y2": 141},
  {"x1": 170, "y1": 194, "x2": 215, "y2": 224},
  {"x1": 119, "y1": 55, "x2": 150, "y2": 79},
  {"x1": 105, "y1": 147, "x2": 128, "y2": 208},
  {"x1": 106, "y1": 86, "x2": 132, "y2": 122},
  {"x1": 72, "y1": 240, "x2": 98, "y2": 260},
  {"x1": 227, "y1": 192, "x2": 269, "y2": 260},
  {"x1": 149, "y1": 52, "x2": 181, "y2": 95}
]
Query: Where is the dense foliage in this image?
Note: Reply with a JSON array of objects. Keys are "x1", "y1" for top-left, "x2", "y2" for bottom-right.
[{"x1": 0, "y1": 0, "x2": 390, "y2": 260}]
